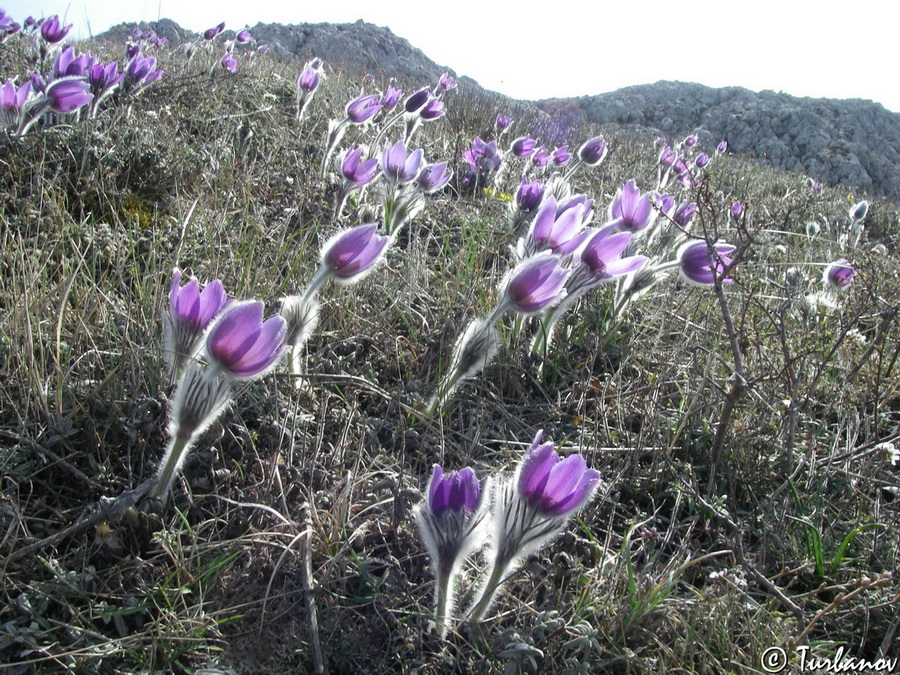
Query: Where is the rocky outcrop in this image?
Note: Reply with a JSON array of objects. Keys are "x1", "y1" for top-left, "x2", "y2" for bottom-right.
[{"x1": 567, "y1": 82, "x2": 900, "y2": 201}]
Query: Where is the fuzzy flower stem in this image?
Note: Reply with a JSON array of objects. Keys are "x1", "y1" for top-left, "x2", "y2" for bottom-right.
[{"x1": 149, "y1": 435, "x2": 191, "y2": 502}]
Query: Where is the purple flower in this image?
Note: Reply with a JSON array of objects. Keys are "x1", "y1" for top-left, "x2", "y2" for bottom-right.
[
  {"x1": 578, "y1": 228, "x2": 648, "y2": 282},
  {"x1": 165, "y1": 269, "x2": 228, "y2": 371},
  {"x1": 672, "y1": 201, "x2": 697, "y2": 227},
  {"x1": 500, "y1": 254, "x2": 569, "y2": 314},
  {"x1": 532, "y1": 147, "x2": 550, "y2": 168},
  {"x1": 1, "y1": 79, "x2": 32, "y2": 126},
  {"x1": 205, "y1": 300, "x2": 287, "y2": 379},
  {"x1": 416, "y1": 162, "x2": 451, "y2": 193},
  {"x1": 518, "y1": 430, "x2": 599, "y2": 516},
  {"x1": 340, "y1": 146, "x2": 380, "y2": 187},
  {"x1": 695, "y1": 153, "x2": 710, "y2": 168},
  {"x1": 511, "y1": 136, "x2": 536, "y2": 158},
  {"x1": 381, "y1": 85, "x2": 403, "y2": 108},
  {"x1": 824, "y1": 259, "x2": 855, "y2": 289},
  {"x1": 404, "y1": 87, "x2": 430, "y2": 113},
  {"x1": 528, "y1": 196, "x2": 586, "y2": 254},
  {"x1": 683, "y1": 134, "x2": 698, "y2": 147},
  {"x1": 346, "y1": 93, "x2": 382, "y2": 123},
  {"x1": 298, "y1": 58, "x2": 323, "y2": 92},
  {"x1": 516, "y1": 177, "x2": 545, "y2": 213},
  {"x1": 551, "y1": 145, "x2": 571, "y2": 166},
  {"x1": 321, "y1": 223, "x2": 390, "y2": 282},
  {"x1": 678, "y1": 240, "x2": 736, "y2": 285},
  {"x1": 658, "y1": 146, "x2": 677, "y2": 168},
  {"x1": 45, "y1": 77, "x2": 93, "y2": 113},
  {"x1": 258, "y1": 44, "x2": 269, "y2": 54},
  {"x1": 126, "y1": 43, "x2": 141, "y2": 59},
  {"x1": 811, "y1": 181, "x2": 823, "y2": 192},
  {"x1": 203, "y1": 22, "x2": 225, "y2": 41},
  {"x1": 438, "y1": 72, "x2": 456, "y2": 91},
  {"x1": 124, "y1": 54, "x2": 163, "y2": 91},
  {"x1": 578, "y1": 135, "x2": 608, "y2": 166},
  {"x1": 610, "y1": 180, "x2": 656, "y2": 234},
  {"x1": 849, "y1": 200, "x2": 868, "y2": 221},
  {"x1": 220, "y1": 51, "x2": 237, "y2": 73},
  {"x1": 429, "y1": 466, "x2": 481, "y2": 517},
  {"x1": 716, "y1": 140, "x2": 728, "y2": 153},
  {"x1": 382, "y1": 140, "x2": 424, "y2": 184},
  {"x1": 235, "y1": 29, "x2": 252, "y2": 44},
  {"x1": 419, "y1": 96, "x2": 445, "y2": 120},
  {"x1": 730, "y1": 201, "x2": 744, "y2": 216},
  {"x1": 496, "y1": 113, "x2": 512, "y2": 130},
  {"x1": 53, "y1": 45, "x2": 96, "y2": 78},
  {"x1": 40, "y1": 15, "x2": 72, "y2": 44}
]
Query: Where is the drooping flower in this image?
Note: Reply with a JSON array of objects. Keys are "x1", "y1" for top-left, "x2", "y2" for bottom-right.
[
  {"x1": 499, "y1": 254, "x2": 569, "y2": 314},
  {"x1": 677, "y1": 240, "x2": 736, "y2": 285},
  {"x1": 610, "y1": 179, "x2": 656, "y2": 234},
  {"x1": 320, "y1": 223, "x2": 390, "y2": 282},
  {"x1": 823, "y1": 259, "x2": 855, "y2": 289},
  {"x1": 204, "y1": 300, "x2": 287, "y2": 380},
  {"x1": 203, "y1": 22, "x2": 225, "y2": 41}
]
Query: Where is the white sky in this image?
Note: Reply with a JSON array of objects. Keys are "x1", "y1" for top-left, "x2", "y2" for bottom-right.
[{"x1": 6, "y1": 0, "x2": 900, "y2": 113}]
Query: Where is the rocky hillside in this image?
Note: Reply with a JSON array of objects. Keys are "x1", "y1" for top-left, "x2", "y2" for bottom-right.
[
  {"x1": 568, "y1": 82, "x2": 900, "y2": 202},
  {"x1": 99, "y1": 20, "x2": 900, "y2": 201}
]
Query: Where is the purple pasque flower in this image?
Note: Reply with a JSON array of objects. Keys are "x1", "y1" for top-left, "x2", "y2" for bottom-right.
[
  {"x1": 716, "y1": 140, "x2": 728, "y2": 153},
  {"x1": 203, "y1": 21, "x2": 225, "y2": 41},
  {"x1": 683, "y1": 133, "x2": 698, "y2": 147},
  {"x1": 849, "y1": 200, "x2": 868, "y2": 221},
  {"x1": 496, "y1": 113, "x2": 512, "y2": 130},
  {"x1": 205, "y1": 300, "x2": 287, "y2": 379},
  {"x1": 257, "y1": 44, "x2": 269, "y2": 54},
  {"x1": 730, "y1": 201, "x2": 744, "y2": 216},
  {"x1": 346, "y1": 93, "x2": 382, "y2": 124},
  {"x1": 428, "y1": 465, "x2": 481, "y2": 517},
  {"x1": 499, "y1": 254, "x2": 569, "y2": 314},
  {"x1": 658, "y1": 145, "x2": 677, "y2": 168},
  {"x1": 404, "y1": 87, "x2": 430, "y2": 113},
  {"x1": 381, "y1": 85, "x2": 403, "y2": 108},
  {"x1": 419, "y1": 96, "x2": 445, "y2": 120},
  {"x1": 235, "y1": 29, "x2": 252, "y2": 44},
  {"x1": 220, "y1": 51, "x2": 237, "y2": 73},
  {"x1": 511, "y1": 136, "x2": 536, "y2": 158},
  {"x1": 517, "y1": 430, "x2": 599, "y2": 516},
  {"x1": 516, "y1": 176, "x2": 545, "y2": 213},
  {"x1": 677, "y1": 240, "x2": 736, "y2": 285},
  {"x1": 87, "y1": 61, "x2": 123, "y2": 104},
  {"x1": 672, "y1": 201, "x2": 697, "y2": 227},
  {"x1": 416, "y1": 162, "x2": 451, "y2": 193},
  {"x1": 437, "y1": 72, "x2": 456, "y2": 92},
  {"x1": 298, "y1": 58, "x2": 323, "y2": 92},
  {"x1": 578, "y1": 135, "x2": 608, "y2": 166},
  {"x1": 340, "y1": 146, "x2": 380, "y2": 187},
  {"x1": 45, "y1": 77, "x2": 93, "y2": 113},
  {"x1": 576, "y1": 226, "x2": 647, "y2": 284},
  {"x1": 551, "y1": 145, "x2": 571, "y2": 166},
  {"x1": 40, "y1": 15, "x2": 72, "y2": 44},
  {"x1": 1, "y1": 79, "x2": 32, "y2": 127},
  {"x1": 610, "y1": 179, "x2": 656, "y2": 234},
  {"x1": 123, "y1": 54, "x2": 163, "y2": 93},
  {"x1": 463, "y1": 137, "x2": 502, "y2": 173},
  {"x1": 320, "y1": 223, "x2": 390, "y2": 282},
  {"x1": 53, "y1": 45, "x2": 96, "y2": 78},
  {"x1": 165, "y1": 268, "x2": 228, "y2": 371},
  {"x1": 695, "y1": 153, "x2": 710, "y2": 168},
  {"x1": 382, "y1": 140, "x2": 424, "y2": 184},
  {"x1": 527, "y1": 196, "x2": 587, "y2": 255},
  {"x1": 824, "y1": 259, "x2": 855, "y2": 289},
  {"x1": 532, "y1": 146, "x2": 550, "y2": 168}
]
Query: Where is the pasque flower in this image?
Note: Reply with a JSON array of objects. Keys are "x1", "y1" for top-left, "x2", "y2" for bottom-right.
[
  {"x1": 0, "y1": 79, "x2": 31, "y2": 129},
  {"x1": 524, "y1": 196, "x2": 588, "y2": 257},
  {"x1": 320, "y1": 223, "x2": 389, "y2": 282},
  {"x1": 298, "y1": 58, "x2": 323, "y2": 92},
  {"x1": 220, "y1": 51, "x2": 237, "y2": 73},
  {"x1": 499, "y1": 254, "x2": 569, "y2": 314},
  {"x1": 45, "y1": 77, "x2": 93, "y2": 113},
  {"x1": 382, "y1": 140, "x2": 424, "y2": 184},
  {"x1": 511, "y1": 136, "x2": 536, "y2": 158},
  {"x1": 467, "y1": 431, "x2": 599, "y2": 623},
  {"x1": 677, "y1": 240, "x2": 736, "y2": 285},
  {"x1": 416, "y1": 162, "x2": 451, "y2": 193},
  {"x1": 164, "y1": 268, "x2": 228, "y2": 374},
  {"x1": 205, "y1": 300, "x2": 287, "y2": 379},
  {"x1": 824, "y1": 259, "x2": 855, "y2": 289},
  {"x1": 578, "y1": 135, "x2": 608, "y2": 166},
  {"x1": 610, "y1": 179, "x2": 656, "y2": 234},
  {"x1": 40, "y1": 15, "x2": 72, "y2": 43},
  {"x1": 346, "y1": 93, "x2": 382, "y2": 123},
  {"x1": 415, "y1": 464, "x2": 486, "y2": 638},
  {"x1": 340, "y1": 146, "x2": 380, "y2": 187}
]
